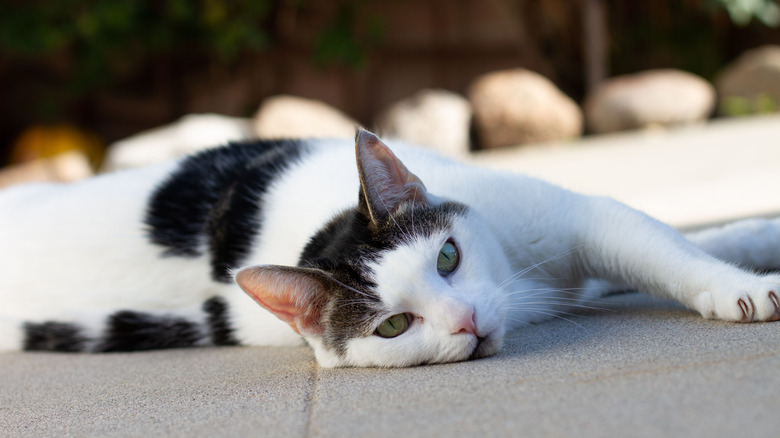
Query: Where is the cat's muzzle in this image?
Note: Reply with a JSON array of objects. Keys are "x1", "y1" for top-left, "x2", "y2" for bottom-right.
[{"x1": 469, "y1": 335, "x2": 500, "y2": 360}]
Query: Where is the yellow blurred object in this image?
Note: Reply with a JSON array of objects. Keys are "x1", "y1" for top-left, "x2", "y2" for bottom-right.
[{"x1": 10, "y1": 124, "x2": 104, "y2": 168}]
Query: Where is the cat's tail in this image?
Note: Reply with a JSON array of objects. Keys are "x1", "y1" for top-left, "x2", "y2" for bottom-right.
[{"x1": 684, "y1": 217, "x2": 780, "y2": 271}]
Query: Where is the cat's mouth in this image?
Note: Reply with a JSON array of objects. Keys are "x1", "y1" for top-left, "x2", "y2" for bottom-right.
[{"x1": 468, "y1": 334, "x2": 499, "y2": 360}]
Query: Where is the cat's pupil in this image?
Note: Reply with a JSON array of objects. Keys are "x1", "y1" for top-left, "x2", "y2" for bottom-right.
[
  {"x1": 437, "y1": 240, "x2": 459, "y2": 275},
  {"x1": 376, "y1": 313, "x2": 410, "y2": 338}
]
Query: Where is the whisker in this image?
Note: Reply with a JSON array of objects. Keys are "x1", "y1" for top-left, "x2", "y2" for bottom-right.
[
  {"x1": 504, "y1": 287, "x2": 590, "y2": 298},
  {"x1": 505, "y1": 318, "x2": 533, "y2": 327},
  {"x1": 505, "y1": 291, "x2": 612, "y2": 308},
  {"x1": 508, "y1": 302, "x2": 612, "y2": 312},
  {"x1": 327, "y1": 276, "x2": 377, "y2": 301},
  {"x1": 497, "y1": 246, "x2": 583, "y2": 290},
  {"x1": 513, "y1": 310, "x2": 586, "y2": 328},
  {"x1": 332, "y1": 298, "x2": 377, "y2": 310},
  {"x1": 410, "y1": 197, "x2": 417, "y2": 237}
]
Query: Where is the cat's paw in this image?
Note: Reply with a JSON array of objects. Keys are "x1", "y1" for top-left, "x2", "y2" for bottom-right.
[{"x1": 693, "y1": 275, "x2": 780, "y2": 322}]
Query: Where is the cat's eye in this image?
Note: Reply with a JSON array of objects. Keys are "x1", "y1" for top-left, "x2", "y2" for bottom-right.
[
  {"x1": 437, "y1": 240, "x2": 460, "y2": 276},
  {"x1": 376, "y1": 313, "x2": 411, "y2": 338}
]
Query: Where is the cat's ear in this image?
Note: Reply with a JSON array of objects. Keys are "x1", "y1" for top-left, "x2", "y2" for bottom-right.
[
  {"x1": 355, "y1": 129, "x2": 428, "y2": 224},
  {"x1": 235, "y1": 265, "x2": 334, "y2": 336}
]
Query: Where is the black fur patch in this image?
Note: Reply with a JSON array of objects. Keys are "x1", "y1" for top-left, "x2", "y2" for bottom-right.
[
  {"x1": 95, "y1": 311, "x2": 204, "y2": 352},
  {"x1": 145, "y1": 139, "x2": 307, "y2": 282},
  {"x1": 23, "y1": 321, "x2": 87, "y2": 352},
  {"x1": 203, "y1": 297, "x2": 239, "y2": 346},
  {"x1": 300, "y1": 201, "x2": 468, "y2": 356}
]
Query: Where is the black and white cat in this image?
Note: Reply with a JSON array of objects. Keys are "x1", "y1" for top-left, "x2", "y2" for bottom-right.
[{"x1": 1, "y1": 129, "x2": 778, "y2": 367}]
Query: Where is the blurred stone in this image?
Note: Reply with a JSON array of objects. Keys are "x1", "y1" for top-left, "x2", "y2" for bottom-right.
[
  {"x1": 253, "y1": 95, "x2": 357, "y2": 139},
  {"x1": 0, "y1": 151, "x2": 93, "y2": 189},
  {"x1": 11, "y1": 124, "x2": 103, "y2": 168},
  {"x1": 374, "y1": 89, "x2": 473, "y2": 156},
  {"x1": 716, "y1": 45, "x2": 780, "y2": 116},
  {"x1": 584, "y1": 69, "x2": 715, "y2": 134},
  {"x1": 101, "y1": 114, "x2": 253, "y2": 172},
  {"x1": 468, "y1": 68, "x2": 582, "y2": 148}
]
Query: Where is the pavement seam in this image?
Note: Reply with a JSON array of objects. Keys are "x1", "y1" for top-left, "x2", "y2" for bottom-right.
[{"x1": 303, "y1": 360, "x2": 320, "y2": 437}]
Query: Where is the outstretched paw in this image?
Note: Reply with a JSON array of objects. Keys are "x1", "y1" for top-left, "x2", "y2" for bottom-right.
[{"x1": 694, "y1": 276, "x2": 780, "y2": 322}]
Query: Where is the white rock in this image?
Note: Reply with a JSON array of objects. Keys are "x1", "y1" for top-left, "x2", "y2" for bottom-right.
[
  {"x1": 584, "y1": 69, "x2": 716, "y2": 133},
  {"x1": 102, "y1": 114, "x2": 253, "y2": 172},
  {"x1": 468, "y1": 68, "x2": 583, "y2": 148},
  {"x1": 0, "y1": 151, "x2": 93, "y2": 189},
  {"x1": 374, "y1": 89, "x2": 473, "y2": 157},
  {"x1": 253, "y1": 95, "x2": 357, "y2": 139}
]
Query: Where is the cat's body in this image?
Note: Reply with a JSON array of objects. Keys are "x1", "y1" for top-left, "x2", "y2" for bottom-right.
[{"x1": 1, "y1": 130, "x2": 779, "y2": 367}]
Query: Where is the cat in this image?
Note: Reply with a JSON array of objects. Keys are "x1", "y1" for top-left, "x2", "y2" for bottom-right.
[{"x1": 1, "y1": 129, "x2": 779, "y2": 368}]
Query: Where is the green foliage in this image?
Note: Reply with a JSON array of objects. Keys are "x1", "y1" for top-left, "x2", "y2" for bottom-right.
[
  {"x1": 609, "y1": 2, "x2": 728, "y2": 81},
  {"x1": 313, "y1": 2, "x2": 384, "y2": 69},
  {"x1": 714, "y1": 0, "x2": 780, "y2": 26},
  {"x1": 720, "y1": 94, "x2": 779, "y2": 116},
  {"x1": 608, "y1": 0, "x2": 779, "y2": 83},
  {"x1": 0, "y1": 0, "x2": 272, "y2": 90}
]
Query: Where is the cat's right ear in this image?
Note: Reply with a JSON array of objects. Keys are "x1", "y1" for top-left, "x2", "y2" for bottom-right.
[
  {"x1": 355, "y1": 129, "x2": 428, "y2": 224},
  {"x1": 235, "y1": 265, "x2": 333, "y2": 337}
]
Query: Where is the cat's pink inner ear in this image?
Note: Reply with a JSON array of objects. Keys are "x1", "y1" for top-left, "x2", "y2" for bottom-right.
[
  {"x1": 355, "y1": 129, "x2": 428, "y2": 220},
  {"x1": 235, "y1": 266, "x2": 326, "y2": 336}
]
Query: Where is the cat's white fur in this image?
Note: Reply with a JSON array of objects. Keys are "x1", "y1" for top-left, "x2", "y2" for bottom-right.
[{"x1": 1, "y1": 133, "x2": 779, "y2": 367}]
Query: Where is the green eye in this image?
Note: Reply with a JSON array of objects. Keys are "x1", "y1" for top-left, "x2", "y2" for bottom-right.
[
  {"x1": 376, "y1": 313, "x2": 410, "y2": 338},
  {"x1": 437, "y1": 240, "x2": 459, "y2": 276}
]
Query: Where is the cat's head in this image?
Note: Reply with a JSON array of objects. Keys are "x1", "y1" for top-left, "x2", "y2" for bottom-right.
[{"x1": 235, "y1": 130, "x2": 512, "y2": 367}]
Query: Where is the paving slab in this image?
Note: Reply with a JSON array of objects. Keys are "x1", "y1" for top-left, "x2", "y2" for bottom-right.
[
  {"x1": 471, "y1": 114, "x2": 780, "y2": 228},
  {"x1": 0, "y1": 347, "x2": 315, "y2": 437},
  {"x1": 2, "y1": 294, "x2": 779, "y2": 437}
]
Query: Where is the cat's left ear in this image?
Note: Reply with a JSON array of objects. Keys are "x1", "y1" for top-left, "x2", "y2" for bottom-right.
[
  {"x1": 355, "y1": 129, "x2": 428, "y2": 224},
  {"x1": 235, "y1": 265, "x2": 335, "y2": 337}
]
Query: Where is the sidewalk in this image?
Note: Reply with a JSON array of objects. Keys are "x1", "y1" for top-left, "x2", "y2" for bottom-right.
[
  {"x1": 473, "y1": 114, "x2": 780, "y2": 228},
  {"x1": 2, "y1": 115, "x2": 780, "y2": 437}
]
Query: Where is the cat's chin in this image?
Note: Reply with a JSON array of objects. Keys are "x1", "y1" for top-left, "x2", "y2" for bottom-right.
[
  {"x1": 309, "y1": 331, "x2": 504, "y2": 368},
  {"x1": 467, "y1": 327, "x2": 504, "y2": 361}
]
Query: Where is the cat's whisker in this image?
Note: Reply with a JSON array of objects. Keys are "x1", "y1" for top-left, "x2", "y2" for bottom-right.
[
  {"x1": 326, "y1": 277, "x2": 377, "y2": 301},
  {"x1": 332, "y1": 301, "x2": 376, "y2": 311},
  {"x1": 504, "y1": 286, "x2": 591, "y2": 298},
  {"x1": 506, "y1": 300, "x2": 611, "y2": 317},
  {"x1": 509, "y1": 301, "x2": 612, "y2": 312},
  {"x1": 503, "y1": 318, "x2": 533, "y2": 327},
  {"x1": 497, "y1": 247, "x2": 582, "y2": 290},
  {"x1": 507, "y1": 310, "x2": 586, "y2": 328},
  {"x1": 506, "y1": 292, "x2": 613, "y2": 309},
  {"x1": 527, "y1": 301, "x2": 612, "y2": 312},
  {"x1": 505, "y1": 276, "x2": 567, "y2": 282},
  {"x1": 505, "y1": 291, "x2": 612, "y2": 308},
  {"x1": 504, "y1": 311, "x2": 585, "y2": 329},
  {"x1": 410, "y1": 198, "x2": 418, "y2": 237}
]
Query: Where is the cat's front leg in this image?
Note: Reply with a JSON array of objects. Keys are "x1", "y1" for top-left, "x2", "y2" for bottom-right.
[{"x1": 575, "y1": 197, "x2": 780, "y2": 322}]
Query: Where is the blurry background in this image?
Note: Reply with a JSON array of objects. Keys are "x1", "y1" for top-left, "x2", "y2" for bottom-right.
[{"x1": 1, "y1": 0, "x2": 779, "y2": 182}]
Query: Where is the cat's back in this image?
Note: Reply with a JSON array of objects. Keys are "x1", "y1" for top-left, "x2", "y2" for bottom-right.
[{"x1": 0, "y1": 139, "x2": 333, "y2": 319}]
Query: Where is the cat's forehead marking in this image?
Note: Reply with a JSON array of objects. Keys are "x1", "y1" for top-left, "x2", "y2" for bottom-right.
[{"x1": 299, "y1": 200, "x2": 469, "y2": 356}]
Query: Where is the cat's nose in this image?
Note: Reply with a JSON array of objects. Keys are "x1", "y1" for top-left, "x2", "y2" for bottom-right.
[{"x1": 451, "y1": 308, "x2": 477, "y2": 336}]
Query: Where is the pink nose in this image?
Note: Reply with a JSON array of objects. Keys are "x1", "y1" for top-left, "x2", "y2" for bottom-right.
[{"x1": 451, "y1": 309, "x2": 477, "y2": 336}]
